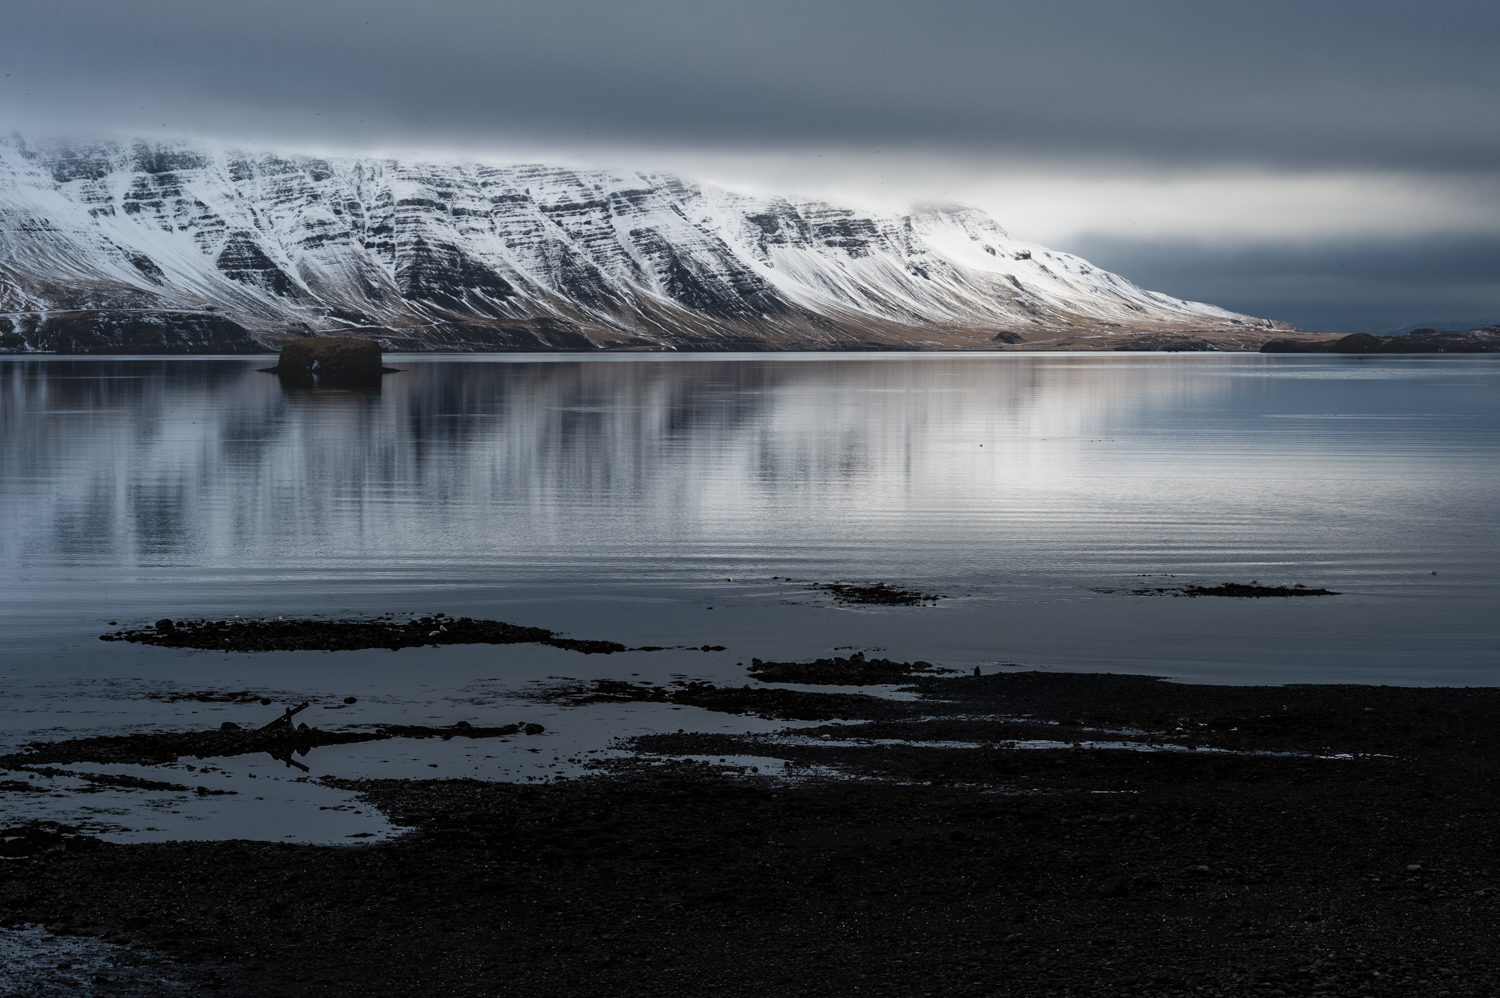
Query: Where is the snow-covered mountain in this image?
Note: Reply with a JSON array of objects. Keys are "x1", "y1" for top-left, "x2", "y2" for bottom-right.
[{"x1": 0, "y1": 137, "x2": 1290, "y2": 353}]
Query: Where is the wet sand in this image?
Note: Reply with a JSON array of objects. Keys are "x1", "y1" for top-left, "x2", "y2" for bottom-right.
[{"x1": 3, "y1": 667, "x2": 1498, "y2": 997}]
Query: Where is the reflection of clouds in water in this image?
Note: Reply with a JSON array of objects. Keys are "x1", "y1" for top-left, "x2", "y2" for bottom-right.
[
  {"x1": 1, "y1": 352, "x2": 1497, "y2": 610},
  {"x1": 0, "y1": 355, "x2": 1232, "y2": 575}
]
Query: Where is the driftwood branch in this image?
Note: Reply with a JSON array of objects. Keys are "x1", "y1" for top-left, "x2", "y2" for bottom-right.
[{"x1": 259, "y1": 701, "x2": 311, "y2": 732}]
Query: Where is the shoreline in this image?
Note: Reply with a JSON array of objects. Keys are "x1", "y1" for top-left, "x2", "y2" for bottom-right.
[{"x1": 3, "y1": 667, "x2": 1498, "y2": 996}]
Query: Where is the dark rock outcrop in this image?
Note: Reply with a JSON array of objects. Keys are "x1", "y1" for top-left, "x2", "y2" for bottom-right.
[
  {"x1": 1262, "y1": 328, "x2": 1500, "y2": 354},
  {"x1": 264, "y1": 336, "x2": 389, "y2": 376}
]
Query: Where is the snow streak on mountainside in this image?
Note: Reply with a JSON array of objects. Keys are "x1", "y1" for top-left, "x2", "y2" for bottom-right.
[{"x1": 0, "y1": 138, "x2": 1291, "y2": 353}]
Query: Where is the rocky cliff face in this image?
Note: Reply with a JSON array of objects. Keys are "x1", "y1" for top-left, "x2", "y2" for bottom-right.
[{"x1": 0, "y1": 137, "x2": 1293, "y2": 353}]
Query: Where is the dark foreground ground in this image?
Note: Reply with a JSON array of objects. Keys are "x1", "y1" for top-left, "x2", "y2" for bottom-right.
[{"x1": 3, "y1": 670, "x2": 1498, "y2": 997}]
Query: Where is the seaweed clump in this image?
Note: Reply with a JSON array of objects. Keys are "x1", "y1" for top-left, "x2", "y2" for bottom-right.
[
  {"x1": 101, "y1": 614, "x2": 627, "y2": 654},
  {"x1": 1181, "y1": 583, "x2": 1341, "y2": 598},
  {"x1": 746, "y1": 653, "x2": 944, "y2": 685},
  {"x1": 1097, "y1": 581, "x2": 1342, "y2": 598},
  {"x1": 541, "y1": 679, "x2": 897, "y2": 722},
  {"x1": 813, "y1": 582, "x2": 945, "y2": 606}
]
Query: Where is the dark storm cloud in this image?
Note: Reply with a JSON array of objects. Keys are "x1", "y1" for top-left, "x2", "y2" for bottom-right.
[
  {"x1": 1, "y1": 0, "x2": 1498, "y2": 170},
  {"x1": 1067, "y1": 233, "x2": 1500, "y2": 333}
]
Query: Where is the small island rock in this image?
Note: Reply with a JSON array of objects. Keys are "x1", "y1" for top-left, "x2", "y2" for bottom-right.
[{"x1": 270, "y1": 336, "x2": 386, "y2": 375}]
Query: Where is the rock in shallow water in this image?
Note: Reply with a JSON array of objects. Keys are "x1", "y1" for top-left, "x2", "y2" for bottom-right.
[{"x1": 269, "y1": 336, "x2": 387, "y2": 376}]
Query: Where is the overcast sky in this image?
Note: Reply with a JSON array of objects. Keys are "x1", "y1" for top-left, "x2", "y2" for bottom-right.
[{"x1": 3, "y1": 0, "x2": 1498, "y2": 331}]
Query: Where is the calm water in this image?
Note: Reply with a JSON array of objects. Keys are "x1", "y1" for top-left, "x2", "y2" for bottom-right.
[{"x1": 2, "y1": 352, "x2": 1498, "y2": 840}]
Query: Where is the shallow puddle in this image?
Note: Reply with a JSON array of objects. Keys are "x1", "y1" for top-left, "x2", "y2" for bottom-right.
[{"x1": 0, "y1": 687, "x2": 828, "y2": 842}]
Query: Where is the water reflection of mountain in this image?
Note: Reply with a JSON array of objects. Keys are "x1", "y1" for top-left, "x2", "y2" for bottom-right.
[{"x1": 0, "y1": 357, "x2": 1229, "y2": 574}]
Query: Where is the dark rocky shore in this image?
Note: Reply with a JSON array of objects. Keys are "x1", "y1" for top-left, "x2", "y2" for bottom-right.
[{"x1": 3, "y1": 667, "x2": 1498, "y2": 997}]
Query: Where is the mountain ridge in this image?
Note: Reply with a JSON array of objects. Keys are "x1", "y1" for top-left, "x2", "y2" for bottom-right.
[{"x1": 0, "y1": 137, "x2": 1298, "y2": 353}]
